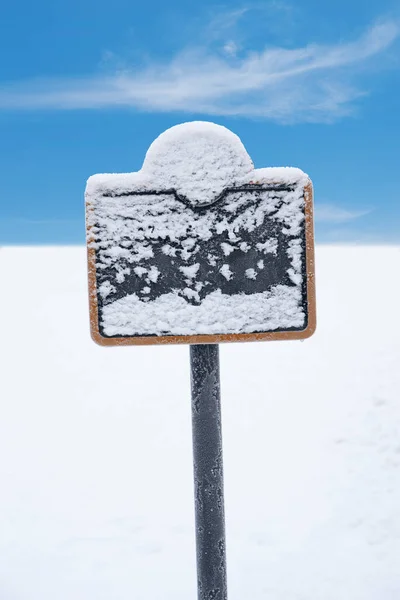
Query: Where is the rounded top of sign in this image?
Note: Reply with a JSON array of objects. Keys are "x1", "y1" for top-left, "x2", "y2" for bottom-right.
[{"x1": 142, "y1": 121, "x2": 254, "y2": 206}]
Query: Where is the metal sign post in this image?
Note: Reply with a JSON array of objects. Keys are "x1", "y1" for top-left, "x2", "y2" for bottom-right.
[
  {"x1": 85, "y1": 120, "x2": 316, "y2": 597},
  {"x1": 191, "y1": 344, "x2": 227, "y2": 600}
]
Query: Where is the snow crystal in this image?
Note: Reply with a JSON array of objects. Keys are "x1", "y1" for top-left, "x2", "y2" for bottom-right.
[
  {"x1": 256, "y1": 239, "x2": 278, "y2": 255},
  {"x1": 147, "y1": 266, "x2": 160, "y2": 283},
  {"x1": 179, "y1": 264, "x2": 200, "y2": 279},
  {"x1": 115, "y1": 271, "x2": 126, "y2": 284},
  {"x1": 182, "y1": 288, "x2": 200, "y2": 302},
  {"x1": 245, "y1": 268, "x2": 257, "y2": 280},
  {"x1": 99, "y1": 280, "x2": 115, "y2": 299},
  {"x1": 287, "y1": 239, "x2": 302, "y2": 271},
  {"x1": 162, "y1": 244, "x2": 177, "y2": 257},
  {"x1": 221, "y1": 242, "x2": 235, "y2": 256},
  {"x1": 288, "y1": 269, "x2": 302, "y2": 286},
  {"x1": 220, "y1": 264, "x2": 233, "y2": 281},
  {"x1": 134, "y1": 266, "x2": 147, "y2": 277}
]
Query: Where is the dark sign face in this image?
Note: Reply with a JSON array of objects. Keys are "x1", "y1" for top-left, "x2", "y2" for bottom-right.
[{"x1": 86, "y1": 122, "x2": 316, "y2": 346}]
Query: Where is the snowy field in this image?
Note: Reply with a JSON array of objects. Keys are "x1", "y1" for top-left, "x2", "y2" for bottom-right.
[{"x1": 0, "y1": 245, "x2": 399, "y2": 600}]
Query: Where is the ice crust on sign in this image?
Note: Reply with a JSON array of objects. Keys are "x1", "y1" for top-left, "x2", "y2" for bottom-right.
[{"x1": 86, "y1": 121, "x2": 311, "y2": 337}]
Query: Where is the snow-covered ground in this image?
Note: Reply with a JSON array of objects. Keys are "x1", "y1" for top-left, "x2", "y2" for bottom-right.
[{"x1": 0, "y1": 245, "x2": 399, "y2": 600}]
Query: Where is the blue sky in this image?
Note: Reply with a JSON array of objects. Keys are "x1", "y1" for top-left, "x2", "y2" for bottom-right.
[{"x1": 0, "y1": 0, "x2": 399, "y2": 244}]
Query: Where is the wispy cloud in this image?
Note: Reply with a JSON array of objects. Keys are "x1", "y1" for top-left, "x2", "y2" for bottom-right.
[
  {"x1": 222, "y1": 41, "x2": 239, "y2": 57},
  {"x1": 0, "y1": 17, "x2": 398, "y2": 122},
  {"x1": 315, "y1": 204, "x2": 372, "y2": 223},
  {"x1": 206, "y1": 6, "x2": 250, "y2": 41}
]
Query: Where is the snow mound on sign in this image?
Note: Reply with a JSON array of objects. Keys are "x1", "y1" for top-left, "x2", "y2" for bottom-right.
[
  {"x1": 141, "y1": 122, "x2": 253, "y2": 206},
  {"x1": 85, "y1": 121, "x2": 310, "y2": 204}
]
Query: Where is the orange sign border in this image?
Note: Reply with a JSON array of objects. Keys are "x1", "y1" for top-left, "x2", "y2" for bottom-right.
[{"x1": 87, "y1": 182, "x2": 316, "y2": 346}]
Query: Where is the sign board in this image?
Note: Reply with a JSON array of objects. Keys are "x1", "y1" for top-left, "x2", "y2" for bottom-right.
[{"x1": 86, "y1": 121, "x2": 316, "y2": 346}]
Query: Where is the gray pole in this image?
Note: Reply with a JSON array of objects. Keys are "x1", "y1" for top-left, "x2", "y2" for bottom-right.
[{"x1": 190, "y1": 344, "x2": 228, "y2": 600}]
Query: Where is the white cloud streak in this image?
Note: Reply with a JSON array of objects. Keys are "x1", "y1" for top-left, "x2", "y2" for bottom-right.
[
  {"x1": 315, "y1": 204, "x2": 372, "y2": 223},
  {"x1": 0, "y1": 19, "x2": 398, "y2": 122}
]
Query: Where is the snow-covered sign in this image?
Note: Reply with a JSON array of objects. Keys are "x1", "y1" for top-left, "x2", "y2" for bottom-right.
[{"x1": 86, "y1": 121, "x2": 316, "y2": 346}]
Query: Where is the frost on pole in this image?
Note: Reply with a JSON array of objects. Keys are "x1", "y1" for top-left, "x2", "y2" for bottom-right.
[{"x1": 85, "y1": 121, "x2": 316, "y2": 346}]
